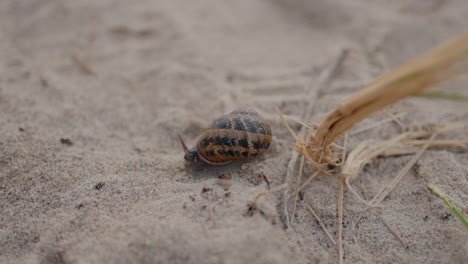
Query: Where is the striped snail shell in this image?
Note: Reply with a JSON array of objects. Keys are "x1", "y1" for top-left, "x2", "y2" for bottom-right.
[{"x1": 178, "y1": 107, "x2": 272, "y2": 165}]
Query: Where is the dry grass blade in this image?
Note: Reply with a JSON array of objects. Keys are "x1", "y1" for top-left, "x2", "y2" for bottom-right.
[
  {"x1": 427, "y1": 184, "x2": 468, "y2": 229},
  {"x1": 315, "y1": 32, "x2": 468, "y2": 147},
  {"x1": 343, "y1": 122, "x2": 468, "y2": 183},
  {"x1": 279, "y1": 49, "x2": 348, "y2": 227},
  {"x1": 381, "y1": 218, "x2": 408, "y2": 248},
  {"x1": 343, "y1": 122, "x2": 468, "y2": 207},
  {"x1": 411, "y1": 139, "x2": 468, "y2": 148},
  {"x1": 293, "y1": 171, "x2": 320, "y2": 198},
  {"x1": 354, "y1": 133, "x2": 437, "y2": 226},
  {"x1": 282, "y1": 114, "x2": 313, "y2": 129},
  {"x1": 349, "y1": 112, "x2": 406, "y2": 136},
  {"x1": 337, "y1": 175, "x2": 345, "y2": 264},
  {"x1": 337, "y1": 134, "x2": 348, "y2": 264},
  {"x1": 72, "y1": 55, "x2": 96, "y2": 75},
  {"x1": 305, "y1": 203, "x2": 336, "y2": 245},
  {"x1": 418, "y1": 90, "x2": 468, "y2": 102},
  {"x1": 382, "y1": 110, "x2": 406, "y2": 131},
  {"x1": 292, "y1": 155, "x2": 306, "y2": 219}
]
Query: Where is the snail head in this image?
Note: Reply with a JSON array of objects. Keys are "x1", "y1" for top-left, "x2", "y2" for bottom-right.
[{"x1": 178, "y1": 135, "x2": 201, "y2": 163}]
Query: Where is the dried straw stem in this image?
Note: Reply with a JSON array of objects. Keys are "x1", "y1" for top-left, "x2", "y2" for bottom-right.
[
  {"x1": 292, "y1": 155, "x2": 306, "y2": 219},
  {"x1": 343, "y1": 122, "x2": 468, "y2": 207},
  {"x1": 305, "y1": 204, "x2": 336, "y2": 245},
  {"x1": 343, "y1": 123, "x2": 468, "y2": 183},
  {"x1": 281, "y1": 49, "x2": 348, "y2": 227},
  {"x1": 381, "y1": 218, "x2": 408, "y2": 248},
  {"x1": 411, "y1": 139, "x2": 468, "y2": 148},
  {"x1": 337, "y1": 134, "x2": 348, "y2": 264},
  {"x1": 315, "y1": 32, "x2": 468, "y2": 147},
  {"x1": 337, "y1": 175, "x2": 345, "y2": 264},
  {"x1": 354, "y1": 133, "x2": 437, "y2": 226}
]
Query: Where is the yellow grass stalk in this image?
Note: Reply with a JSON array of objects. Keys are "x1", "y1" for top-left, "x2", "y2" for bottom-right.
[
  {"x1": 315, "y1": 32, "x2": 468, "y2": 148},
  {"x1": 305, "y1": 203, "x2": 336, "y2": 245}
]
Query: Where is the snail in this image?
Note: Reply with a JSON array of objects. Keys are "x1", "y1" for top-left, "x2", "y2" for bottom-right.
[{"x1": 178, "y1": 107, "x2": 272, "y2": 165}]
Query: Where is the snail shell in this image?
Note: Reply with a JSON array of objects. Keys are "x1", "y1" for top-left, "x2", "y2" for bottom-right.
[{"x1": 179, "y1": 107, "x2": 272, "y2": 165}]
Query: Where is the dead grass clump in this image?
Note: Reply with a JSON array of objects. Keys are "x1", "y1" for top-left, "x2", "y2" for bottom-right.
[
  {"x1": 275, "y1": 107, "x2": 342, "y2": 174},
  {"x1": 275, "y1": 31, "x2": 468, "y2": 263},
  {"x1": 315, "y1": 32, "x2": 468, "y2": 148},
  {"x1": 343, "y1": 122, "x2": 468, "y2": 184},
  {"x1": 279, "y1": 32, "x2": 468, "y2": 173}
]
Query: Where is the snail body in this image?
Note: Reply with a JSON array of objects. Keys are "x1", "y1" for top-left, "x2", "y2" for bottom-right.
[{"x1": 179, "y1": 107, "x2": 272, "y2": 165}]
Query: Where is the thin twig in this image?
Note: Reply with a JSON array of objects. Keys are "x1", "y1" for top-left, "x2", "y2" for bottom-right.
[
  {"x1": 305, "y1": 203, "x2": 336, "y2": 245},
  {"x1": 282, "y1": 49, "x2": 349, "y2": 228}
]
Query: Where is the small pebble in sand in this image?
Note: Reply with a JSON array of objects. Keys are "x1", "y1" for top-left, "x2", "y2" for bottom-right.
[
  {"x1": 218, "y1": 174, "x2": 232, "y2": 191},
  {"x1": 201, "y1": 187, "x2": 213, "y2": 194},
  {"x1": 60, "y1": 138, "x2": 73, "y2": 146},
  {"x1": 94, "y1": 182, "x2": 105, "y2": 190}
]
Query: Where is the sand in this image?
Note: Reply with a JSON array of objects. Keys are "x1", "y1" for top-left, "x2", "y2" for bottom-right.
[{"x1": 1, "y1": 0, "x2": 467, "y2": 263}]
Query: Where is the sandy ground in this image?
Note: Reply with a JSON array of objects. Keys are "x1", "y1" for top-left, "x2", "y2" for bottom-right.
[{"x1": 1, "y1": 0, "x2": 468, "y2": 263}]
